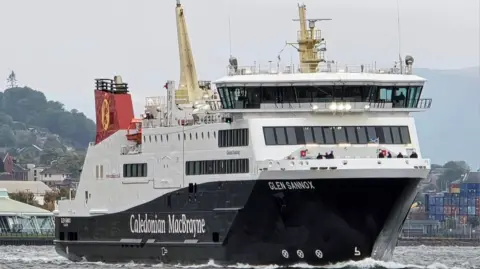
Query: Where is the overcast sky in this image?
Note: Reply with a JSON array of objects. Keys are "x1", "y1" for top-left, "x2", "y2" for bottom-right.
[{"x1": 0, "y1": 0, "x2": 478, "y2": 118}]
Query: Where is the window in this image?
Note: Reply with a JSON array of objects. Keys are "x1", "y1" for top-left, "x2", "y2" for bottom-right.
[
  {"x1": 356, "y1": 127, "x2": 368, "y2": 144},
  {"x1": 218, "y1": 129, "x2": 249, "y2": 147},
  {"x1": 334, "y1": 127, "x2": 347, "y2": 143},
  {"x1": 263, "y1": 126, "x2": 411, "y2": 145},
  {"x1": 186, "y1": 159, "x2": 249, "y2": 175},
  {"x1": 399, "y1": 126, "x2": 411, "y2": 144},
  {"x1": 123, "y1": 163, "x2": 148, "y2": 177},
  {"x1": 346, "y1": 127, "x2": 358, "y2": 144},
  {"x1": 216, "y1": 85, "x2": 424, "y2": 109}
]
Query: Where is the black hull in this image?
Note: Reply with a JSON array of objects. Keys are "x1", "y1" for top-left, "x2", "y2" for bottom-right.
[{"x1": 55, "y1": 178, "x2": 420, "y2": 265}]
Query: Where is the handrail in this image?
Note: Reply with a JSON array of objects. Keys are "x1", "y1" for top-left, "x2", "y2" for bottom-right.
[
  {"x1": 226, "y1": 62, "x2": 410, "y2": 76},
  {"x1": 0, "y1": 231, "x2": 55, "y2": 237},
  {"x1": 369, "y1": 98, "x2": 432, "y2": 109}
]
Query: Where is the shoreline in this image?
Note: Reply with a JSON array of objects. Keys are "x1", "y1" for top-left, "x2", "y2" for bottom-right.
[{"x1": 398, "y1": 237, "x2": 480, "y2": 247}]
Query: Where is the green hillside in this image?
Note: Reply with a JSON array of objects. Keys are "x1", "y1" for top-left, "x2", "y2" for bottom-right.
[{"x1": 0, "y1": 86, "x2": 95, "y2": 149}]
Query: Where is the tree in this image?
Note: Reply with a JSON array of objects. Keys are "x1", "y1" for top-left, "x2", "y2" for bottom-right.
[
  {"x1": 43, "y1": 188, "x2": 76, "y2": 211},
  {"x1": 0, "y1": 124, "x2": 16, "y2": 147},
  {"x1": 9, "y1": 191, "x2": 38, "y2": 206},
  {"x1": 436, "y1": 161, "x2": 470, "y2": 191},
  {"x1": 0, "y1": 86, "x2": 95, "y2": 148},
  {"x1": 39, "y1": 148, "x2": 61, "y2": 165}
]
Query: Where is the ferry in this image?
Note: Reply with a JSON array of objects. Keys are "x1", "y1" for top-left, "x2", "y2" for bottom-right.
[{"x1": 54, "y1": 1, "x2": 431, "y2": 265}]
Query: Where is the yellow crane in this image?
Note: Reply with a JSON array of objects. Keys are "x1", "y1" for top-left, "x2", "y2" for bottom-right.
[
  {"x1": 288, "y1": 4, "x2": 330, "y2": 73},
  {"x1": 174, "y1": 0, "x2": 204, "y2": 104}
]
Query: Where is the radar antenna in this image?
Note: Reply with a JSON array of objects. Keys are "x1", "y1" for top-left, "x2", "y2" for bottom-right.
[
  {"x1": 229, "y1": 56, "x2": 238, "y2": 73},
  {"x1": 6, "y1": 71, "x2": 17, "y2": 89},
  {"x1": 287, "y1": 4, "x2": 331, "y2": 73}
]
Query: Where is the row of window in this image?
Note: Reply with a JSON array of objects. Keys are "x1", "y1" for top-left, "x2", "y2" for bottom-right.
[
  {"x1": 123, "y1": 163, "x2": 148, "y2": 178},
  {"x1": 218, "y1": 129, "x2": 249, "y2": 147},
  {"x1": 143, "y1": 131, "x2": 217, "y2": 143},
  {"x1": 185, "y1": 159, "x2": 250, "y2": 175},
  {"x1": 264, "y1": 126, "x2": 411, "y2": 145},
  {"x1": 217, "y1": 86, "x2": 424, "y2": 109}
]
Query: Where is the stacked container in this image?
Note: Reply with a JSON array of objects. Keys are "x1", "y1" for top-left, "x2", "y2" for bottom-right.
[
  {"x1": 424, "y1": 182, "x2": 480, "y2": 223},
  {"x1": 450, "y1": 183, "x2": 460, "y2": 194}
]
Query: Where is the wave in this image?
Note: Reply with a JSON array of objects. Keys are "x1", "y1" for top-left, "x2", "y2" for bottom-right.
[{"x1": 0, "y1": 246, "x2": 475, "y2": 269}]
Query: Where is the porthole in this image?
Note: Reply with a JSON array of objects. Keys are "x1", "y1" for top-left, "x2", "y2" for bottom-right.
[
  {"x1": 155, "y1": 135, "x2": 158, "y2": 142},
  {"x1": 207, "y1": 132, "x2": 210, "y2": 139},
  {"x1": 190, "y1": 133, "x2": 192, "y2": 140},
  {"x1": 178, "y1": 134, "x2": 181, "y2": 140},
  {"x1": 149, "y1": 135, "x2": 151, "y2": 142},
  {"x1": 195, "y1": 133, "x2": 198, "y2": 140}
]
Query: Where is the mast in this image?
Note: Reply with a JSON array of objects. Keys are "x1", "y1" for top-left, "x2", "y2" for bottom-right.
[
  {"x1": 174, "y1": 0, "x2": 202, "y2": 104},
  {"x1": 289, "y1": 4, "x2": 331, "y2": 73}
]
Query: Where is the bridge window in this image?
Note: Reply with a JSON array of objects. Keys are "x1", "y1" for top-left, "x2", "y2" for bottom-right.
[
  {"x1": 263, "y1": 126, "x2": 411, "y2": 145},
  {"x1": 185, "y1": 159, "x2": 249, "y2": 175},
  {"x1": 217, "y1": 85, "x2": 424, "y2": 109},
  {"x1": 303, "y1": 127, "x2": 314, "y2": 144},
  {"x1": 218, "y1": 129, "x2": 249, "y2": 147},
  {"x1": 346, "y1": 127, "x2": 358, "y2": 144},
  {"x1": 356, "y1": 127, "x2": 368, "y2": 144},
  {"x1": 123, "y1": 163, "x2": 148, "y2": 177}
]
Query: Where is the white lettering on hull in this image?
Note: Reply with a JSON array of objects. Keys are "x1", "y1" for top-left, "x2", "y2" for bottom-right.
[
  {"x1": 129, "y1": 214, "x2": 206, "y2": 237},
  {"x1": 268, "y1": 181, "x2": 315, "y2": 191}
]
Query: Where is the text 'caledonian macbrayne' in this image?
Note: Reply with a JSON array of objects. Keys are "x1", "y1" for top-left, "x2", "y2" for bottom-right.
[{"x1": 129, "y1": 214, "x2": 206, "y2": 237}]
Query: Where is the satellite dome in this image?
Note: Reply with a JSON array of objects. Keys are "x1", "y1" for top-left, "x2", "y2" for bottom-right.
[{"x1": 405, "y1": 55, "x2": 414, "y2": 65}]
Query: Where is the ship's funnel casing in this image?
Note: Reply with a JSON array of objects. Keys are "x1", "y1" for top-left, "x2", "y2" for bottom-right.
[{"x1": 94, "y1": 89, "x2": 134, "y2": 145}]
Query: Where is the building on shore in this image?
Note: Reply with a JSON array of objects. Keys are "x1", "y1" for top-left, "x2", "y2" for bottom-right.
[{"x1": 0, "y1": 188, "x2": 54, "y2": 235}]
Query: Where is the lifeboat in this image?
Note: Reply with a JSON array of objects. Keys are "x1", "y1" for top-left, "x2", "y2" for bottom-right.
[{"x1": 126, "y1": 118, "x2": 142, "y2": 144}]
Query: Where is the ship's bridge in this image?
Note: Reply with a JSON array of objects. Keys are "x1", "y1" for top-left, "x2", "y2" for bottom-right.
[{"x1": 213, "y1": 63, "x2": 432, "y2": 113}]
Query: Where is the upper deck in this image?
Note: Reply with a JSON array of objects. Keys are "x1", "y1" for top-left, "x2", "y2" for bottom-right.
[
  {"x1": 215, "y1": 63, "x2": 426, "y2": 86},
  {"x1": 212, "y1": 63, "x2": 431, "y2": 113}
]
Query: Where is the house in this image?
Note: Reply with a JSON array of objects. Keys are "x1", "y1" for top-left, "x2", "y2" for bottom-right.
[
  {"x1": 17, "y1": 144, "x2": 43, "y2": 160},
  {"x1": 26, "y1": 164, "x2": 48, "y2": 182},
  {"x1": 0, "y1": 152, "x2": 29, "y2": 181},
  {"x1": 40, "y1": 167, "x2": 71, "y2": 187},
  {"x1": 0, "y1": 181, "x2": 52, "y2": 205}
]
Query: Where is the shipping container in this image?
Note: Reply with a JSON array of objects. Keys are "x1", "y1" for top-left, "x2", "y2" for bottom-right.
[
  {"x1": 460, "y1": 215, "x2": 468, "y2": 224},
  {"x1": 452, "y1": 206, "x2": 460, "y2": 215},
  {"x1": 476, "y1": 207, "x2": 480, "y2": 216},
  {"x1": 443, "y1": 206, "x2": 452, "y2": 215},
  {"x1": 434, "y1": 214, "x2": 445, "y2": 222},
  {"x1": 460, "y1": 197, "x2": 468, "y2": 206},
  {"x1": 468, "y1": 198, "x2": 476, "y2": 206},
  {"x1": 435, "y1": 197, "x2": 444, "y2": 206},
  {"x1": 435, "y1": 206, "x2": 443, "y2": 214},
  {"x1": 460, "y1": 206, "x2": 468, "y2": 215},
  {"x1": 468, "y1": 206, "x2": 476, "y2": 215},
  {"x1": 476, "y1": 197, "x2": 480, "y2": 206},
  {"x1": 452, "y1": 197, "x2": 460, "y2": 205}
]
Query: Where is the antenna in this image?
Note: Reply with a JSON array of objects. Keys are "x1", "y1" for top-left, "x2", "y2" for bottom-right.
[
  {"x1": 228, "y1": 1, "x2": 233, "y2": 56},
  {"x1": 288, "y1": 4, "x2": 331, "y2": 73},
  {"x1": 6, "y1": 71, "x2": 17, "y2": 89},
  {"x1": 396, "y1": 0, "x2": 403, "y2": 73},
  {"x1": 228, "y1": 15, "x2": 232, "y2": 56}
]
